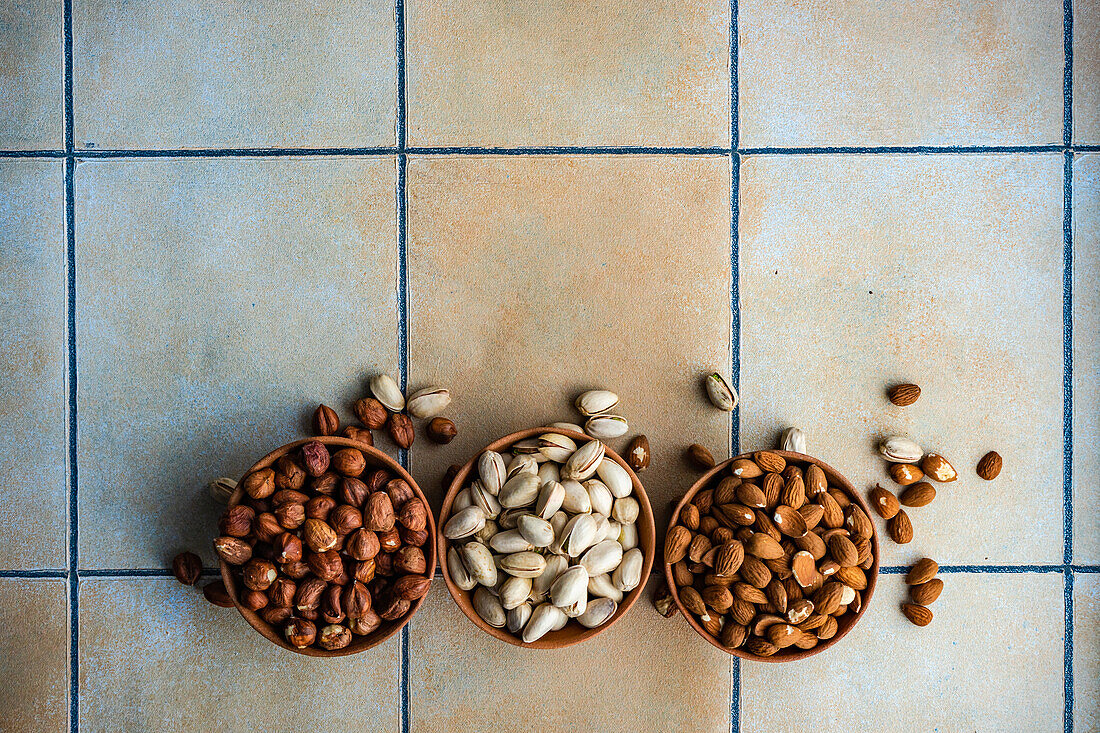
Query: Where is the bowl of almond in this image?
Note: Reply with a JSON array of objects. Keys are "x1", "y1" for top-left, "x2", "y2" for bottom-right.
[{"x1": 664, "y1": 450, "x2": 878, "y2": 661}]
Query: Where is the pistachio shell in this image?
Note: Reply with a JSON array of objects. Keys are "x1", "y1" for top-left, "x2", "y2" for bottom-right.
[
  {"x1": 475, "y1": 518, "x2": 499, "y2": 544},
  {"x1": 575, "y1": 390, "x2": 620, "y2": 417},
  {"x1": 585, "y1": 479, "x2": 614, "y2": 516},
  {"x1": 704, "y1": 372, "x2": 738, "y2": 411},
  {"x1": 536, "y1": 481, "x2": 566, "y2": 519},
  {"x1": 370, "y1": 374, "x2": 405, "y2": 412},
  {"x1": 469, "y1": 482, "x2": 501, "y2": 519},
  {"x1": 523, "y1": 603, "x2": 565, "y2": 643},
  {"x1": 443, "y1": 506, "x2": 486, "y2": 540},
  {"x1": 611, "y1": 496, "x2": 640, "y2": 524},
  {"x1": 447, "y1": 547, "x2": 476, "y2": 591},
  {"x1": 613, "y1": 547, "x2": 644, "y2": 592},
  {"x1": 557, "y1": 513, "x2": 599, "y2": 558},
  {"x1": 561, "y1": 593, "x2": 587, "y2": 618},
  {"x1": 584, "y1": 414, "x2": 629, "y2": 439},
  {"x1": 499, "y1": 474, "x2": 541, "y2": 508},
  {"x1": 580, "y1": 539, "x2": 624, "y2": 576},
  {"x1": 511, "y1": 438, "x2": 542, "y2": 455},
  {"x1": 596, "y1": 458, "x2": 633, "y2": 498},
  {"x1": 478, "y1": 451, "x2": 507, "y2": 496},
  {"x1": 506, "y1": 453, "x2": 539, "y2": 480},
  {"x1": 561, "y1": 440, "x2": 605, "y2": 481},
  {"x1": 538, "y1": 433, "x2": 577, "y2": 462},
  {"x1": 549, "y1": 565, "x2": 589, "y2": 608},
  {"x1": 506, "y1": 602, "x2": 532, "y2": 633},
  {"x1": 452, "y1": 488, "x2": 473, "y2": 512},
  {"x1": 780, "y1": 427, "x2": 807, "y2": 454},
  {"x1": 588, "y1": 572, "x2": 624, "y2": 602},
  {"x1": 499, "y1": 551, "x2": 547, "y2": 578},
  {"x1": 560, "y1": 479, "x2": 592, "y2": 514},
  {"x1": 592, "y1": 514, "x2": 612, "y2": 544},
  {"x1": 499, "y1": 576, "x2": 533, "y2": 610},
  {"x1": 878, "y1": 437, "x2": 924, "y2": 464},
  {"x1": 518, "y1": 514, "x2": 555, "y2": 547},
  {"x1": 532, "y1": 554, "x2": 568, "y2": 598},
  {"x1": 406, "y1": 387, "x2": 450, "y2": 418},
  {"x1": 459, "y1": 541, "x2": 497, "y2": 587},
  {"x1": 473, "y1": 587, "x2": 506, "y2": 628},
  {"x1": 489, "y1": 529, "x2": 534, "y2": 554},
  {"x1": 537, "y1": 462, "x2": 561, "y2": 485},
  {"x1": 618, "y1": 522, "x2": 638, "y2": 550},
  {"x1": 578, "y1": 596, "x2": 617, "y2": 628},
  {"x1": 548, "y1": 511, "x2": 569, "y2": 544}
]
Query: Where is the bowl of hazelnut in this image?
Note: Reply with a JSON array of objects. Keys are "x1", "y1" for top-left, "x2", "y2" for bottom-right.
[{"x1": 215, "y1": 436, "x2": 435, "y2": 655}]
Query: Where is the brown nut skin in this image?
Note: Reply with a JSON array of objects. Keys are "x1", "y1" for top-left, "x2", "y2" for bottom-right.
[
  {"x1": 345, "y1": 528, "x2": 381, "y2": 561},
  {"x1": 271, "y1": 489, "x2": 310, "y2": 506},
  {"x1": 393, "y1": 574, "x2": 431, "y2": 601},
  {"x1": 202, "y1": 580, "x2": 234, "y2": 608},
  {"x1": 378, "y1": 528, "x2": 402, "y2": 554},
  {"x1": 218, "y1": 505, "x2": 255, "y2": 538},
  {"x1": 318, "y1": 624, "x2": 352, "y2": 650},
  {"x1": 340, "y1": 477, "x2": 370, "y2": 507},
  {"x1": 213, "y1": 536, "x2": 252, "y2": 565},
  {"x1": 281, "y1": 560, "x2": 310, "y2": 580},
  {"x1": 348, "y1": 610, "x2": 382, "y2": 636},
  {"x1": 426, "y1": 417, "x2": 457, "y2": 444},
  {"x1": 364, "y1": 469, "x2": 390, "y2": 493},
  {"x1": 374, "y1": 552, "x2": 394, "y2": 577},
  {"x1": 261, "y1": 605, "x2": 293, "y2": 625},
  {"x1": 331, "y1": 448, "x2": 367, "y2": 477},
  {"x1": 387, "y1": 412, "x2": 415, "y2": 450},
  {"x1": 394, "y1": 546, "x2": 426, "y2": 574},
  {"x1": 172, "y1": 552, "x2": 202, "y2": 585},
  {"x1": 976, "y1": 451, "x2": 1003, "y2": 480},
  {"x1": 306, "y1": 550, "x2": 343, "y2": 581},
  {"x1": 302, "y1": 519, "x2": 338, "y2": 553},
  {"x1": 397, "y1": 498, "x2": 427, "y2": 532},
  {"x1": 300, "y1": 441, "x2": 331, "y2": 477},
  {"x1": 242, "y1": 559, "x2": 278, "y2": 591},
  {"x1": 313, "y1": 403, "x2": 339, "y2": 436},
  {"x1": 353, "y1": 397, "x2": 389, "y2": 430},
  {"x1": 342, "y1": 581, "x2": 373, "y2": 619},
  {"x1": 305, "y1": 495, "x2": 337, "y2": 521},
  {"x1": 378, "y1": 596, "x2": 411, "y2": 621},
  {"x1": 274, "y1": 501, "x2": 306, "y2": 530},
  {"x1": 284, "y1": 618, "x2": 317, "y2": 649},
  {"x1": 321, "y1": 583, "x2": 346, "y2": 624},
  {"x1": 330, "y1": 505, "x2": 364, "y2": 535},
  {"x1": 267, "y1": 577, "x2": 297, "y2": 608},
  {"x1": 241, "y1": 588, "x2": 269, "y2": 611},
  {"x1": 363, "y1": 492, "x2": 396, "y2": 532},
  {"x1": 273, "y1": 456, "x2": 306, "y2": 491},
  {"x1": 273, "y1": 532, "x2": 304, "y2": 563},
  {"x1": 253, "y1": 512, "x2": 283, "y2": 543},
  {"x1": 352, "y1": 559, "x2": 377, "y2": 584},
  {"x1": 247, "y1": 498, "x2": 271, "y2": 514},
  {"x1": 687, "y1": 443, "x2": 716, "y2": 470},
  {"x1": 627, "y1": 435, "x2": 651, "y2": 472},
  {"x1": 442, "y1": 464, "x2": 461, "y2": 491},
  {"x1": 386, "y1": 479, "x2": 416, "y2": 509},
  {"x1": 241, "y1": 468, "x2": 276, "y2": 499},
  {"x1": 311, "y1": 472, "x2": 339, "y2": 496},
  {"x1": 341, "y1": 424, "x2": 374, "y2": 446},
  {"x1": 399, "y1": 526, "x2": 429, "y2": 547},
  {"x1": 294, "y1": 577, "x2": 327, "y2": 612}
]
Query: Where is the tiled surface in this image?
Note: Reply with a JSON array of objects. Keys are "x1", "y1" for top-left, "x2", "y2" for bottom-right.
[
  {"x1": 406, "y1": 0, "x2": 731, "y2": 147},
  {"x1": 79, "y1": 578, "x2": 402, "y2": 732},
  {"x1": 742, "y1": 572, "x2": 1066, "y2": 732},
  {"x1": 739, "y1": 0, "x2": 1064, "y2": 148},
  {"x1": 0, "y1": 1, "x2": 1094, "y2": 731},
  {"x1": 75, "y1": 158, "x2": 399, "y2": 569},
  {"x1": 1075, "y1": 154, "x2": 1100, "y2": 563},
  {"x1": 0, "y1": 0, "x2": 63, "y2": 149},
  {"x1": 74, "y1": 1, "x2": 398, "y2": 150},
  {"x1": 740, "y1": 153, "x2": 1065, "y2": 566},
  {"x1": 410, "y1": 577, "x2": 732, "y2": 731},
  {"x1": 407, "y1": 155, "x2": 732, "y2": 529},
  {"x1": 0, "y1": 578, "x2": 70, "y2": 732},
  {"x1": 0, "y1": 161, "x2": 68, "y2": 570}
]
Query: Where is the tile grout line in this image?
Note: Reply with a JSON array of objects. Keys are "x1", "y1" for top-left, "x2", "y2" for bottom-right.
[
  {"x1": 1065, "y1": 570, "x2": 1074, "y2": 733},
  {"x1": 1062, "y1": 0, "x2": 1074, "y2": 723},
  {"x1": 396, "y1": 1, "x2": 410, "y2": 728},
  {"x1": 1064, "y1": 0, "x2": 1073, "y2": 148},
  {"x1": 729, "y1": 2, "x2": 740, "y2": 731},
  {"x1": 63, "y1": 2, "x2": 78, "y2": 727}
]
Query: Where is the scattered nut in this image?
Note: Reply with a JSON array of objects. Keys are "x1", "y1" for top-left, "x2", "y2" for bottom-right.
[
  {"x1": 977, "y1": 451, "x2": 1003, "y2": 480},
  {"x1": 779, "y1": 427, "x2": 806, "y2": 454},
  {"x1": 388, "y1": 413, "x2": 415, "y2": 450},
  {"x1": 312, "y1": 404, "x2": 339, "y2": 436},
  {"x1": 886, "y1": 510, "x2": 914, "y2": 544},
  {"x1": 626, "y1": 435, "x2": 650, "y2": 472},
  {"x1": 703, "y1": 372, "x2": 738, "y2": 412},
  {"x1": 900, "y1": 602, "x2": 933, "y2": 626},
  {"x1": 201, "y1": 580, "x2": 233, "y2": 608},
  {"x1": 353, "y1": 397, "x2": 389, "y2": 430},
  {"x1": 686, "y1": 444, "x2": 715, "y2": 471},
  {"x1": 868, "y1": 485, "x2": 900, "y2": 519},
  {"x1": 905, "y1": 557, "x2": 938, "y2": 585},
  {"x1": 888, "y1": 463, "x2": 924, "y2": 486},
  {"x1": 172, "y1": 552, "x2": 202, "y2": 586},
  {"x1": 899, "y1": 482, "x2": 936, "y2": 507},
  {"x1": 887, "y1": 383, "x2": 921, "y2": 407},
  {"x1": 920, "y1": 453, "x2": 957, "y2": 483},
  {"x1": 426, "y1": 417, "x2": 458, "y2": 444},
  {"x1": 207, "y1": 477, "x2": 237, "y2": 504}
]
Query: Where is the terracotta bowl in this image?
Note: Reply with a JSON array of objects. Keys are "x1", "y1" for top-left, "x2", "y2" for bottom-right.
[
  {"x1": 220, "y1": 436, "x2": 437, "y2": 656},
  {"x1": 665, "y1": 450, "x2": 879, "y2": 662},
  {"x1": 438, "y1": 427, "x2": 656, "y2": 649}
]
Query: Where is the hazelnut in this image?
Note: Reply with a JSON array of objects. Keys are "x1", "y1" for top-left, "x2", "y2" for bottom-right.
[
  {"x1": 241, "y1": 588, "x2": 269, "y2": 611},
  {"x1": 363, "y1": 492, "x2": 396, "y2": 532},
  {"x1": 298, "y1": 608, "x2": 319, "y2": 621},
  {"x1": 387, "y1": 413, "x2": 415, "y2": 450},
  {"x1": 331, "y1": 561, "x2": 351, "y2": 587},
  {"x1": 330, "y1": 505, "x2": 363, "y2": 535},
  {"x1": 348, "y1": 610, "x2": 382, "y2": 636},
  {"x1": 377, "y1": 595, "x2": 411, "y2": 621},
  {"x1": 426, "y1": 417, "x2": 457, "y2": 444},
  {"x1": 306, "y1": 550, "x2": 343, "y2": 581},
  {"x1": 342, "y1": 425, "x2": 374, "y2": 446},
  {"x1": 301, "y1": 441, "x2": 330, "y2": 477},
  {"x1": 253, "y1": 512, "x2": 283, "y2": 543},
  {"x1": 241, "y1": 468, "x2": 275, "y2": 499},
  {"x1": 213, "y1": 536, "x2": 252, "y2": 565},
  {"x1": 322, "y1": 583, "x2": 345, "y2": 624},
  {"x1": 311, "y1": 472, "x2": 339, "y2": 496},
  {"x1": 273, "y1": 532, "x2": 303, "y2": 563},
  {"x1": 394, "y1": 546, "x2": 426, "y2": 575},
  {"x1": 331, "y1": 448, "x2": 367, "y2": 477},
  {"x1": 397, "y1": 499, "x2": 427, "y2": 532},
  {"x1": 318, "y1": 624, "x2": 352, "y2": 651},
  {"x1": 368, "y1": 577, "x2": 388, "y2": 597},
  {"x1": 262, "y1": 606, "x2": 293, "y2": 626},
  {"x1": 392, "y1": 574, "x2": 431, "y2": 601},
  {"x1": 442, "y1": 464, "x2": 462, "y2": 490},
  {"x1": 201, "y1": 580, "x2": 234, "y2": 608},
  {"x1": 345, "y1": 528, "x2": 381, "y2": 561},
  {"x1": 271, "y1": 489, "x2": 309, "y2": 506},
  {"x1": 374, "y1": 552, "x2": 394, "y2": 577},
  {"x1": 294, "y1": 577, "x2": 327, "y2": 611},
  {"x1": 267, "y1": 577, "x2": 297, "y2": 608},
  {"x1": 365, "y1": 469, "x2": 390, "y2": 492},
  {"x1": 305, "y1": 494, "x2": 337, "y2": 521},
  {"x1": 352, "y1": 559, "x2": 376, "y2": 584},
  {"x1": 218, "y1": 505, "x2": 255, "y2": 538},
  {"x1": 281, "y1": 560, "x2": 310, "y2": 580},
  {"x1": 340, "y1": 477, "x2": 369, "y2": 507},
  {"x1": 313, "y1": 403, "x2": 340, "y2": 436},
  {"x1": 274, "y1": 501, "x2": 306, "y2": 530},
  {"x1": 284, "y1": 618, "x2": 316, "y2": 649},
  {"x1": 353, "y1": 397, "x2": 388, "y2": 429},
  {"x1": 242, "y1": 559, "x2": 278, "y2": 591},
  {"x1": 302, "y1": 519, "x2": 338, "y2": 553},
  {"x1": 399, "y1": 526, "x2": 429, "y2": 547},
  {"x1": 378, "y1": 527, "x2": 402, "y2": 554},
  {"x1": 273, "y1": 456, "x2": 306, "y2": 491},
  {"x1": 342, "y1": 581, "x2": 372, "y2": 619},
  {"x1": 171, "y1": 551, "x2": 202, "y2": 586},
  {"x1": 385, "y1": 479, "x2": 415, "y2": 508},
  {"x1": 247, "y1": 498, "x2": 271, "y2": 514}
]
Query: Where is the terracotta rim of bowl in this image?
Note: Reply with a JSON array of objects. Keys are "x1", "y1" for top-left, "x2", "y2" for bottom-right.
[
  {"x1": 220, "y1": 436, "x2": 437, "y2": 656},
  {"x1": 663, "y1": 450, "x2": 879, "y2": 662},
  {"x1": 437, "y1": 427, "x2": 656, "y2": 649}
]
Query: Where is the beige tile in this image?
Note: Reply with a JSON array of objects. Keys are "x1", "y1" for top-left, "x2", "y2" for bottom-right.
[
  {"x1": 74, "y1": 1, "x2": 397, "y2": 149},
  {"x1": 409, "y1": 576, "x2": 731, "y2": 731},
  {"x1": 1075, "y1": 154, "x2": 1100, "y2": 562},
  {"x1": 1075, "y1": 574, "x2": 1100, "y2": 733},
  {"x1": 740, "y1": 154, "x2": 1065, "y2": 565},
  {"x1": 407, "y1": 155, "x2": 731, "y2": 529},
  {"x1": 0, "y1": 0, "x2": 62, "y2": 149},
  {"x1": 407, "y1": 0, "x2": 730, "y2": 147},
  {"x1": 742, "y1": 572, "x2": 1065, "y2": 732},
  {"x1": 739, "y1": 0, "x2": 1064, "y2": 147},
  {"x1": 1075, "y1": 0, "x2": 1100, "y2": 143},
  {"x1": 0, "y1": 578, "x2": 69, "y2": 731},
  {"x1": 79, "y1": 578, "x2": 400, "y2": 731},
  {"x1": 76, "y1": 158, "x2": 399, "y2": 569},
  {"x1": 0, "y1": 161, "x2": 67, "y2": 570}
]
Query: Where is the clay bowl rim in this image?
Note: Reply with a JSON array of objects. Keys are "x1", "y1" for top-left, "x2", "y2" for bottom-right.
[
  {"x1": 437, "y1": 427, "x2": 656, "y2": 649},
  {"x1": 220, "y1": 436, "x2": 437, "y2": 657},
  {"x1": 664, "y1": 450, "x2": 879, "y2": 662}
]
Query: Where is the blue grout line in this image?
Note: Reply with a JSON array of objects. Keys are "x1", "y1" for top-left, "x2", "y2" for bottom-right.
[
  {"x1": 0, "y1": 569, "x2": 69, "y2": 578},
  {"x1": 731, "y1": 657, "x2": 740, "y2": 733},
  {"x1": 74, "y1": 147, "x2": 398, "y2": 158},
  {"x1": 406, "y1": 145, "x2": 731, "y2": 156},
  {"x1": 65, "y1": 156, "x2": 78, "y2": 733},
  {"x1": 1063, "y1": 150, "x2": 1074, "y2": 567},
  {"x1": 1065, "y1": 569, "x2": 1074, "y2": 733},
  {"x1": 0, "y1": 150, "x2": 68, "y2": 158},
  {"x1": 740, "y1": 145, "x2": 1067, "y2": 155},
  {"x1": 881, "y1": 564, "x2": 1072, "y2": 573},
  {"x1": 63, "y1": 0, "x2": 73, "y2": 154},
  {"x1": 396, "y1": 2, "x2": 410, "y2": 723},
  {"x1": 396, "y1": 0, "x2": 406, "y2": 152},
  {"x1": 1064, "y1": 0, "x2": 1073, "y2": 147},
  {"x1": 730, "y1": 4, "x2": 741, "y2": 732}
]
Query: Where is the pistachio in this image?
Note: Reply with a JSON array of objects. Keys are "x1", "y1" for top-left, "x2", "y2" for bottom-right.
[
  {"x1": 452, "y1": 488, "x2": 473, "y2": 512},
  {"x1": 618, "y1": 522, "x2": 638, "y2": 550},
  {"x1": 498, "y1": 509, "x2": 524, "y2": 530},
  {"x1": 499, "y1": 551, "x2": 547, "y2": 578},
  {"x1": 613, "y1": 548, "x2": 643, "y2": 592},
  {"x1": 473, "y1": 587, "x2": 506, "y2": 628},
  {"x1": 558, "y1": 513, "x2": 599, "y2": 557},
  {"x1": 580, "y1": 540, "x2": 624, "y2": 576},
  {"x1": 604, "y1": 518, "x2": 622, "y2": 543},
  {"x1": 499, "y1": 474, "x2": 541, "y2": 508},
  {"x1": 459, "y1": 542, "x2": 497, "y2": 587},
  {"x1": 517, "y1": 514, "x2": 555, "y2": 547},
  {"x1": 506, "y1": 454, "x2": 539, "y2": 480},
  {"x1": 592, "y1": 514, "x2": 612, "y2": 543},
  {"x1": 596, "y1": 458, "x2": 633, "y2": 498},
  {"x1": 535, "y1": 481, "x2": 566, "y2": 519},
  {"x1": 474, "y1": 518, "x2": 499, "y2": 545},
  {"x1": 575, "y1": 390, "x2": 620, "y2": 417},
  {"x1": 523, "y1": 603, "x2": 566, "y2": 643},
  {"x1": 489, "y1": 529, "x2": 535, "y2": 554},
  {"x1": 549, "y1": 565, "x2": 590, "y2": 608},
  {"x1": 611, "y1": 496, "x2": 640, "y2": 524},
  {"x1": 208, "y1": 477, "x2": 237, "y2": 504},
  {"x1": 560, "y1": 479, "x2": 592, "y2": 514},
  {"x1": 584, "y1": 479, "x2": 614, "y2": 516},
  {"x1": 369, "y1": 374, "x2": 405, "y2": 412},
  {"x1": 447, "y1": 547, "x2": 476, "y2": 591},
  {"x1": 548, "y1": 421, "x2": 585, "y2": 433},
  {"x1": 561, "y1": 593, "x2": 588, "y2": 618},
  {"x1": 443, "y1": 506, "x2": 486, "y2": 540},
  {"x1": 406, "y1": 387, "x2": 451, "y2": 418},
  {"x1": 507, "y1": 602, "x2": 533, "y2": 633},
  {"x1": 588, "y1": 573, "x2": 624, "y2": 603},
  {"x1": 478, "y1": 451, "x2": 507, "y2": 496},
  {"x1": 548, "y1": 511, "x2": 569, "y2": 544},
  {"x1": 578, "y1": 597, "x2": 617, "y2": 628},
  {"x1": 561, "y1": 440, "x2": 605, "y2": 481},
  {"x1": 537, "y1": 461, "x2": 560, "y2": 485},
  {"x1": 538, "y1": 433, "x2": 577, "y2": 462},
  {"x1": 500, "y1": 576, "x2": 533, "y2": 610},
  {"x1": 511, "y1": 438, "x2": 542, "y2": 455},
  {"x1": 532, "y1": 555, "x2": 568, "y2": 598},
  {"x1": 780, "y1": 427, "x2": 807, "y2": 454},
  {"x1": 879, "y1": 437, "x2": 924, "y2": 464},
  {"x1": 584, "y1": 414, "x2": 629, "y2": 439},
  {"x1": 704, "y1": 372, "x2": 738, "y2": 411},
  {"x1": 469, "y1": 481, "x2": 502, "y2": 519}
]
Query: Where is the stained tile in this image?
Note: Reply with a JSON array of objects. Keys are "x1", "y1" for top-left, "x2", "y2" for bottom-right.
[
  {"x1": 406, "y1": 0, "x2": 730, "y2": 147},
  {"x1": 0, "y1": 578, "x2": 69, "y2": 732},
  {"x1": 1074, "y1": 154, "x2": 1100, "y2": 562},
  {"x1": 409, "y1": 577, "x2": 731, "y2": 731},
  {"x1": 739, "y1": 0, "x2": 1064, "y2": 147},
  {"x1": 1075, "y1": 574, "x2": 1100, "y2": 733},
  {"x1": 76, "y1": 158, "x2": 399, "y2": 569},
  {"x1": 79, "y1": 578, "x2": 400, "y2": 731},
  {"x1": 0, "y1": 161, "x2": 67, "y2": 570},
  {"x1": 74, "y1": 1, "x2": 397, "y2": 149},
  {"x1": 1075, "y1": 0, "x2": 1100, "y2": 142},
  {"x1": 739, "y1": 154, "x2": 1065, "y2": 565},
  {"x1": 0, "y1": 0, "x2": 62, "y2": 149},
  {"x1": 407, "y1": 155, "x2": 731, "y2": 529},
  {"x1": 742, "y1": 572, "x2": 1065, "y2": 732}
]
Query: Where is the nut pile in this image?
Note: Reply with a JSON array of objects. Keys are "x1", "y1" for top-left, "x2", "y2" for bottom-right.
[
  {"x1": 872, "y1": 436, "x2": 959, "y2": 545},
  {"x1": 901, "y1": 557, "x2": 943, "y2": 626},
  {"x1": 351, "y1": 374, "x2": 456, "y2": 448},
  {"x1": 443, "y1": 434, "x2": 644, "y2": 643},
  {"x1": 664, "y1": 451, "x2": 875, "y2": 657},
  {"x1": 213, "y1": 440, "x2": 431, "y2": 651}
]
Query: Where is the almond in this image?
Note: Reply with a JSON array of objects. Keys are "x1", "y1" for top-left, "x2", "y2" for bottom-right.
[
  {"x1": 888, "y1": 463, "x2": 924, "y2": 486},
  {"x1": 798, "y1": 503, "x2": 824, "y2": 530},
  {"x1": 899, "y1": 482, "x2": 936, "y2": 507},
  {"x1": 816, "y1": 615, "x2": 839, "y2": 639},
  {"x1": 905, "y1": 557, "x2": 939, "y2": 585},
  {"x1": 780, "y1": 473, "x2": 806, "y2": 509},
  {"x1": 735, "y1": 482, "x2": 767, "y2": 509},
  {"x1": 664, "y1": 525, "x2": 692, "y2": 564},
  {"x1": 686, "y1": 443, "x2": 715, "y2": 470},
  {"x1": 729, "y1": 600, "x2": 757, "y2": 626},
  {"x1": 827, "y1": 534, "x2": 859, "y2": 568},
  {"x1": 765, "y1": 579, "x2": 789, "y2": 614},
  {"x1": 745, "y1": 532, "x2": 785, "y2": 560},
  {"x1": 679, "y1": 587, "x2": 709, "y2": 619},
  {"x1": 805, "y1": 464, "x2": 827, "y2": 496},
  {"x1": 817, "y1": 491, "x2": 844, "y2": 528},
  {"x1": 714, "y1": 476, "x2": 741, "y2": 505},
  {"x1": 732, "y1": 582, "x2": 768, "y2": 605},
  {"x1": 739, "y1": 555, "x2": 773, "y2": 588},
  {"x1": 835, "y1": 566, "x2": 867, "y2": 590},
  {"x1": 869, "y1": 485, "x2": 900, "y2": 519},
  {"x1": 701, "y1": 585, "x2": 734, "y2": 613},
  {"x1": 767, "y1": 622, "x2": 803, "y2": 649},
  {"x1": 976, "y1": 451, "x2": 1003, "y2": 480},
  {"x1": 844, "y1": 505, "x2": 874, "y2": 540},
  {"x1": 787, "y1": 598, "x2": 814, "y2": 624},
  {"x1": 887, "y1": 383, "x2": 921, "y2": 406},
  {"x1": 744, "y1": 638, "x2": 778, "y2": 657},
  {"x1": 714, "y1": 541, "x2": 745, "y2": 577},
  {"x1": 887, "y1": 510, "x2": 914, "y2": 544},
  {"x1": 772, "y1": 505, "x2": 809, "y2": 538},
  {"x1": 761, "y1": 473, "x2": 783, "y2": 508},
  {"x1": 729, "y1": 458, "x2": 763, "y2": 479},
  {"x1": 921, "y1": 453, "x2": 957, "y2": 483},
  {"x1": 754, "y1": 450, "x2": 786, "y2": 474},
  {"x1": 688, "y1": 533, "x2": 713, "y2": 563},
  {"x1": 680, "y1": 503, "x2": 700, "y2": 531},
  {"x1": 793, "y1": 531, "x2": 827, "y2": 561},
  {"x1": 719, "y1": 622, "x2": 747, "y2": 649},
  {"x1": 790, "y1": 551, "x2": 818, "y2": 588},
  {"x1": 909, "y1": 578, "x2": 944, "y2": 605},
  {"x1": 901, "y1": 602, "x2": 933, "y2": 626},
  {"x1": 813, "y1": 581, "x2": 845, "y2": 616},
  {"x1": 715, "y1": 503, "x2": 756, "y2": 527}
]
